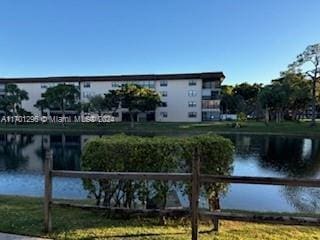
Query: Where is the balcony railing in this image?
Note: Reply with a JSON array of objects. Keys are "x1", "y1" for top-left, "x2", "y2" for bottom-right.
[{"x1": 201, "y1": 100, "x2": 220, "y2": 109}]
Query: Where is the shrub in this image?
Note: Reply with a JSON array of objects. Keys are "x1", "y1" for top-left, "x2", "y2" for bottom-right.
[
  {"x1": 237, "y1": 112, "x2": 247, "y2": 122},
  {"x1": 81, "y1": 134, "x2": 234, "y2": 211},
  {"x1": 179, "y1": 134, "x2": 234, "y2": 210}
]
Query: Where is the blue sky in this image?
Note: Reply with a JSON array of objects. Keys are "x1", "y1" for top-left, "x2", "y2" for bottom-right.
[{"x1": 0, "y1": 0, "x2": 319, "y2": 85}]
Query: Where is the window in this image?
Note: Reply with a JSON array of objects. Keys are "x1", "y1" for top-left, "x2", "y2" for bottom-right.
[
  {"x1": 83, "y1": 92, "x2": 93, "y2": 98},
  {"x1": 160, "y1": 80, "x2": 168, "y2": 87},
  {"x1": 160, "y1": 102, "x2": 167, "y2": 107},
  {"x1": 188, "y1": 101, "x2": 197, "y2": 107},
  {"x1": 189, "y1": 80, "x2": 197, "y2": 86},
  {"x1": 160, "y1": 91, "x2": 167, "y2": 97},
  {"x1": 149, "y1": 81, "x2": 156, "y2": 88},
  {"x1": 202, "y1": 100, "x2": 219, "y2": 109},
  {"x1": 160, "y1": 112, "x2": 168, "y2": 118},
  {"x1": 202, "y1": 81, "x2": 220, "y2": 89},
  {"x1": 41, "y1": 84, "x2": 47, "y2": 89},
  {"x1": 188, "y1": 90, "x2": 197, "y2": 97},
  {"x1": 83, "y1": 82, "x2": 91, "y2": 88},
  {"x1": 202, "y1": 111, "x2": 219, "y2": 121},
  {"x1": 188, "y1": 112, "x2": 197, "y2": 118}
]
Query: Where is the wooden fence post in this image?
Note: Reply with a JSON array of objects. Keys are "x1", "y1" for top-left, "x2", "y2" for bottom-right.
[
  {"x1": 213, "y1": 215, "x2": 219, "y2": 231},
  {"x1": 191, "y1": 147, "x2": 200, "y2": 240},
  {"x1": 44, "y1": 149, "x2": 53, "y2": 233}
]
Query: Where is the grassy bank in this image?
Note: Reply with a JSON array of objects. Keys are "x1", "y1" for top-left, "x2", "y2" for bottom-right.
[
  {"x1": 1, "y1": 121, "x2": 320, "y2": 136},
  {"x1": 0, "y1": 195, "x2": 319, "y2": 240}
]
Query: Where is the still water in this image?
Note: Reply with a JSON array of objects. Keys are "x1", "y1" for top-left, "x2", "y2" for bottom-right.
[{"x1": 0, "y1": 133, "x2": 319, "y2": 213}]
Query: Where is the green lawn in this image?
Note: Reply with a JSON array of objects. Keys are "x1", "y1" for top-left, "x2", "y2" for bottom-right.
[
  {"x1": 1, "y1": 121, "x2": 320, "y2": 136},
  {"x1": 0, "y1": 195, "x2": 319, "y2": 240}
]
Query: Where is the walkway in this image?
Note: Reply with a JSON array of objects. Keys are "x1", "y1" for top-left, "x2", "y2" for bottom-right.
[{"x1": 0, "y1": 233, "x2": 49, "y2": 240}]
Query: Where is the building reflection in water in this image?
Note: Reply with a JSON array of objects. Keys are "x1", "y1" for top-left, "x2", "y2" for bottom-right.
[{"x1": 1, "y1": 132, "x2": 320, "y2": 213}]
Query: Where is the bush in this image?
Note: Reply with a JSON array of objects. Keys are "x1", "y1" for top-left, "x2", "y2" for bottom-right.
[
  {"x1": 179, "y1": 135, "x2": 234, "y2": 210},
  {"x1": 81, "y1": 134, "x2": 234, "y2": 211},
  {"x1": 237, "y1": 112, "x2": 247, "y2": 122}
]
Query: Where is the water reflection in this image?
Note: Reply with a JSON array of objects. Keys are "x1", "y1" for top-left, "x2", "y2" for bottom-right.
[
  {"x1": 0, "y1": 133, "x2": 82, "y2": 172},
  {"x1": 222, "y1": 134, "x2": 320, "y2": 213},
  {"x1": 282, "y1": 186, "x2": 320, "y2": 212},
  {"x1": 224, "y1": 134, "x2": 320, "y2": 178},
  {"x1": 0, "y1": 134, "x2": 33, "y2": 171},
  {"x1": 0, "y1": 132, "x2": 320, "y2": 213}
]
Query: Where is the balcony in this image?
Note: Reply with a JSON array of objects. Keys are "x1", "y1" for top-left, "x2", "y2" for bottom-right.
[
  {"x1": 201, "y1": 100, "x2": 220, "y2": 109},
  {"x1": 202, "y1": 80, "x2": 220, "y2": 89},
  {"x1": 202, "y1": 90, "x2": 220, "y2": 100}
]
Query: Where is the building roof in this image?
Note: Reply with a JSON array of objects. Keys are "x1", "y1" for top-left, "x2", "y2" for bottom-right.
[{"x1": 0, "y1": 72, "x2": 225, "y2": 83}]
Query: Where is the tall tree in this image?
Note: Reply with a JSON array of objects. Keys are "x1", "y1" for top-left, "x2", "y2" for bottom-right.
[
  {"x1": 288, "y1": 43, "x2": 320, "y2": 126},
  {"x1": 232, "y1": 82, "x2": 262, "y2": 117},
  {"x1": 258, "y1": 83, "x2": 288, "y2": 124},
  {"x1": 103, "y1": 91, "x2": 120, "y2": 114},
  {"x1": 84, "y1": 94, "x2": 120, "y2": 117},
  {"x1": 86, "y1": 95, "x2": 106, "y2": 116},
  {"x1": 114, "y1": 84, "x2": 161, "y2": 128},
  {"x1": 220, "y1": 85, "x2": 237, "y2": 114},
  {"x1": 220, "y1": 83, "x2": 262, "y2": 117},
  {"x1": 34, "y1": 99, "x2": 48, "y2": 115},
  {"x1": 282, "y1": 72, "x2": 311, "y2": 120},
  {"x1": 0, "y1": 84, "x2": 29, "y2": 117},
  {"x1": 34, "y1": 84, "x2": 80, "y2": 119},
  {"x1": 258, "y1": 85, "x2": 274, "y2": 124},
  {"x1": 259, "y1": 72, "x2": 311, "y2": 123}
]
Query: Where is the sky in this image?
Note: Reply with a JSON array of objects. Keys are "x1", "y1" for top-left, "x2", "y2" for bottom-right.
[{"x1": 0, "y1": 0, "x2": 319, "y2": 85}]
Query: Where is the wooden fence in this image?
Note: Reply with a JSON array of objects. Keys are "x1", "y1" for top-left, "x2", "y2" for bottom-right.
[{"x1": 43, "y1": 150, "x2": 320, "y2": 240}]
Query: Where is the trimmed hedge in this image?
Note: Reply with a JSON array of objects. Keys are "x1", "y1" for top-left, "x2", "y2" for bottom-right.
[{"x1": 81, "y1": 134, "x2": 234, "y2": 210}]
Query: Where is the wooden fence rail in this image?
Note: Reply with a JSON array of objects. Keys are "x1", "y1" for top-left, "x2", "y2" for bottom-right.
[
  {"x1": 43, "y1": 150, "x2": 320, "y2": 240},
  {"x1": 200, "y1": 174, "x2": 320, "y2": 187},
  {"x1": 51, "y1": 170, "x2": 192, "y2": 181}
]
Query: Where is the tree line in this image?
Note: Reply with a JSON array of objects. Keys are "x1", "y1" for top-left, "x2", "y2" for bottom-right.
[
  {"x1": 221, "y1": 43, "x2": 320, "y2": 125},
  {"x1": 0, "y1": 82, "x2": 161, "y2": 127},
  {"x1": 221, "y1": 72, "x2": 313, "y2": 123}
]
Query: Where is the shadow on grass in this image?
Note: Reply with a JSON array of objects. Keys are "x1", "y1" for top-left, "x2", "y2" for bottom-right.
[
  {"x1": 74, "y1": 232, "x2": 188, "y2": 239},
  {"x1": 49, "y1": 205, "x2": 194, "y2": 239}
]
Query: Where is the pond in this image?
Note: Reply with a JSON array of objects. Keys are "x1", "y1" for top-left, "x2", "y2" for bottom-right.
[{"x1": 0, "y1": 132, "x2": 319, "y2": 213}]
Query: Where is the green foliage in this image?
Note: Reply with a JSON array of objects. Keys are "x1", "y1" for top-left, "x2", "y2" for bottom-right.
[
  {"x1": 85, "y1": 95, "x2": 106, "y2": 115},
  {"x1": 113, "y1": 84, "x2": 161, "y2": 127},
  {"x1": 179, "y1": 134, "x2": 234, "y2": 210},
  {"x1": 233, "y1": 83, "x2": 261, "y2": 102},
  {"x1": 33, "y1": 99, "x2": 48, "y2": 114},
  {"x1": 227, "y1": 112, "x2": 247, "y2": 128},
  {"x1": 288, "y1": 43, "x2": 320, "y2": 126},
  {"x1": 103, "y1": 91, "x2": 120, "y2": 112},
  {"x1": 83, "y1": 93, "x2": 120, "y2": 116},
  {"x1": 220, "y1": 85, "x2": 238, "y2": 114},
  {"x1": 237, "y1": 112, "x2": 247, "y2": 122},
  {"x1": 34, "y1": 84, "x2": 80, "y2": 116},
  {"x1": 258, "y1": 72, "x2": 311, "y2": 123},
  {"x1": 220, "y1": 83, "x2": 262, "y2": 116},
  {"x1": 0, "y1": 84, "x2": 29, "y2": 116},
  {"x1": 114, "y1": 84, "x2": 161, "y2": 112},
  {"x1": 81, "y1": 134, "x2": 234, "y2": 210}
]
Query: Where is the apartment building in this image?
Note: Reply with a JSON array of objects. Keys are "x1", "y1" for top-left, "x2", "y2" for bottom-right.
[{"x1": 0, "y1": 71, "x2": 224, "y2": 122}]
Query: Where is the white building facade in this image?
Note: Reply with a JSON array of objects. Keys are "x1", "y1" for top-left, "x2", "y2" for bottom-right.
[{"x1": 0, "y1": 72, "x2": 224, "y2": 122}]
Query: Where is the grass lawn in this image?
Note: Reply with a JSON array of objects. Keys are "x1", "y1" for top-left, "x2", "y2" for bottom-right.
[
  {"x1": 0, "y1": 195, "x2": 319, "y2": 240},
  {"x1": 1, "y1": 120, "x2": 320, "y2": 137}
]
